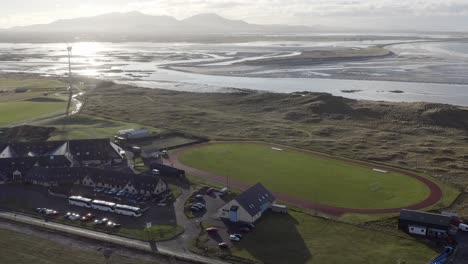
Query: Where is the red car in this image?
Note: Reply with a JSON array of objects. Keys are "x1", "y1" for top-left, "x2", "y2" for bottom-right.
[{"x1": 80, "y1": 213, "x2": 95, "y2": 222}]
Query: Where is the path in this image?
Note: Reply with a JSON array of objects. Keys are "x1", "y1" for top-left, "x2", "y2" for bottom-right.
[{"x1": 169, "y1": 142, "x2": 444, "y2": 216}]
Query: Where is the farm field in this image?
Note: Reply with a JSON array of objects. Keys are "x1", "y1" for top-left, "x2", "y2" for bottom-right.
[
  {"x1": 179, "y1": 143, "x2": 432, "y2": 209},
  {"x1": 0, "y1": 100, "x2": 66, "y2": 126}
]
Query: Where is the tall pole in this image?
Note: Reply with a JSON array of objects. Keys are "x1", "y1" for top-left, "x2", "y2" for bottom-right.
[{"x1": 65, "y1": 46, "x2": 73, "y2": 116}]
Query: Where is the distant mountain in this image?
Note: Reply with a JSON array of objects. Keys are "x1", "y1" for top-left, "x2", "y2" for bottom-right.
[{"x1": 6, "y1": 11, "x2": 317, "y2": 35}]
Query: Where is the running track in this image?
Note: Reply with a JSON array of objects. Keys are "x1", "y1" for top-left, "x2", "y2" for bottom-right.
[{"x1": 167, "y1": 142, "x2": 443, "y2": 216}]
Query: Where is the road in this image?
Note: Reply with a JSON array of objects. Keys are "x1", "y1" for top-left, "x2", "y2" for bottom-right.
[{"x1": 0, "y1": 211, "x2": 228, "y2": 264}]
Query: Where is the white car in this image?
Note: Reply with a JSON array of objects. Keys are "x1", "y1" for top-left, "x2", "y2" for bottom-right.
[
  {"x1": 68, "y1": 213, "x2": 80, "y2": 221},
  {"x1": 194, "y1": 203, "x2": 206, "y2": 209},
  {"x1": 229, "y1": 235, "x2": 240, "y2": 242},
  {"x1": 459, "y1": 223, "x2": 468, "y2": 232}
]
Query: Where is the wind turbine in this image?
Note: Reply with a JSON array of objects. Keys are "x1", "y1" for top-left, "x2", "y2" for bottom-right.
[{"x1": 65, "y1": 42, "x2": 73, "y2": 116}]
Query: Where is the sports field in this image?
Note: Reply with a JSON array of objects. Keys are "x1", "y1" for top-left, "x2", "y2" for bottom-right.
[
  {"x1": 0, "y1": 100, "x2": 66, "y2": 126},
  {"x1": 179, "y1": 143, "x2": 432, "y2": 209}
]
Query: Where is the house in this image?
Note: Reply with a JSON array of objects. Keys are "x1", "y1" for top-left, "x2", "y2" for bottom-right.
[
  {"x1": 218, "y1": 183, "x2": 276, "y2": 223},
  {"x1": 0, "y1": 139, "x2": 124, "y2": 180},
  {"x1": 399, "y1": 209, "x2": 458, "y2": 238},
  {"x1": 23, "y1": 167, "x2": 167, "y2": 197}
]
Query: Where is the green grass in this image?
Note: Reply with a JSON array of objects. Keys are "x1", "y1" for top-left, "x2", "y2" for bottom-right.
[
  {"x1": 0, "y1": 77, "x2": 67, "y2": 90},
  {"x1": 119, "y1": 225, "x2": 184, "y2": 242},
  {"x1": 0, "y1": 100, "x2": 66, "y2": 126},
  {"x1": 0, "y1": 228, "x2": 157, "y2": 264},
  {"x1": 39, "y1": 114, "x2": 162, "y2": 140},
  {"x1": 224, "y1": 211, "x2": 437, "y2": 264},
  {"x1": 180, "y1": 143, "x2": 431, "y2": 209}
]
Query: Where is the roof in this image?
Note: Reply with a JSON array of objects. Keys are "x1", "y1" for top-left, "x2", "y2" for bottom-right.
[
  {"x1": 0, "y1": 146, "x2": 17, "y2": 158},
  {"x1": 234, "y1": 183, "x2": 276, "y2": 217},
  {"x1": 400, "y1": 209, "x2": 452, "y2": 227},
  {"x1": 48, "y1": 142, "x2": 69, "y2": 156}
]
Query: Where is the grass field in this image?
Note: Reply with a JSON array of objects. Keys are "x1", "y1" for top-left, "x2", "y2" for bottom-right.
[
  {"x1": 180, "y1": 143, "x2": 431, "y2": 209},
  {"x1": 220, "y1": 211, "x2": 437, "y2": 264},
  {"x1": 39, "y1": 114, "x2": 162, "y2": 140},
  {"x1": 0, "y1": 100, "x2": 66, "y2": 126},
  {"x1": 0, "y1": 228, "x2": 157, "y2": 264}
]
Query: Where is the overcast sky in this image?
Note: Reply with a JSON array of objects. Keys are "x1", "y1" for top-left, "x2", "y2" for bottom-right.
[{"x1": 1, "y1": 0, "x2": 468, "y2": 31}]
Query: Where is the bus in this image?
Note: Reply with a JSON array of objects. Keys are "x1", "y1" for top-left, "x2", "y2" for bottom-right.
[
  {"x1": 68, "y1": 196, "x2": 92, "y2": 208},
  {"x1": 91, "y1": 200, "x2": 116, "y2": 212},
  {"x1": 115, "y1": 204, "x2": 142, "y2": 217}
]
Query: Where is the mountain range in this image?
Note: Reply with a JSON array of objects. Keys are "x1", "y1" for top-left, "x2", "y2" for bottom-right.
[{"x1": 6, "y1": 11, "x2": 317, "y2": 35}]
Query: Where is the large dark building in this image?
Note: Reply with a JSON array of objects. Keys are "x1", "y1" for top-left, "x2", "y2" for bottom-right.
[
  {"x1": 398, "y1": 209, "x2": 457, "y2": 238},
  {"x1": 0, "y1": 139, "x2": 124, "y2": 180}
]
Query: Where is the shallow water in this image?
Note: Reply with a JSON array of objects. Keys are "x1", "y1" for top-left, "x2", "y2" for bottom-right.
[{"x1": 1, "y1": 40, "x2": 468, "y2": 106}]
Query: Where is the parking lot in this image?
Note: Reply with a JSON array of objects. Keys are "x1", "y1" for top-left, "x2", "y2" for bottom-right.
[
  {"x1": 454, "y1": 231, "x2": 468, "y2": 263},
  {"x1": 0, "y1": 183, "x2": 177, "y2": 229},
  {"x1": 186, "y1": 188, "x2": 257, "y2": 249}
]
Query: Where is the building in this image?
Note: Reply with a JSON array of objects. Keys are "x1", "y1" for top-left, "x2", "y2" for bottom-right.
[
  {"x1": 218, "y1": 183, "x2": 276, "y2": 223},
  {"x1": 24, "y1": 167, "x2": 167, "y2": 196},
  {"x1": 399, "y1": 209, "x2": 458, "y2": 238},
  {"x1": 0, "y1": 139, "x2": 124, "y2": 180},
  {"x1": 117, "y1": 129, "x2": 151, "y2": 140}
]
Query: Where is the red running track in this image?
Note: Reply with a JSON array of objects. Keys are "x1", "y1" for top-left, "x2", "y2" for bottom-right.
[{"x1": 167, "y1": 143, "x2": 443, "y2": 216}]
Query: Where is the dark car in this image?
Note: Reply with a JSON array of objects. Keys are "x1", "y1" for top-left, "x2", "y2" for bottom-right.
[
  {"x1": 239, "y1": 227, "x2": 250, "y2": 233},
  {"x1": 218, "y1": 242, "x2": 229, "y2": 249}
]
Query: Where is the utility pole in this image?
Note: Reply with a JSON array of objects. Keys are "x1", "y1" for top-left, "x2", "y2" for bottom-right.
[{"x1": 65, "y1": 45, "x2": 73, "y2": 116}]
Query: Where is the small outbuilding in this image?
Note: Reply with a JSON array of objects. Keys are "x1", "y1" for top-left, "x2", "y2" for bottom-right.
[
  {"x1": 218, "y1": 183, "x2": 276, "y2": 224},
  {"x1": 399, "y1": 209, "x2": 457, "y2": 238}
]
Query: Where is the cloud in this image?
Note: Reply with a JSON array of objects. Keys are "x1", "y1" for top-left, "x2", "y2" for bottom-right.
[{"x1": 1, "y1": 0, "x2": 468, "y2": 30}]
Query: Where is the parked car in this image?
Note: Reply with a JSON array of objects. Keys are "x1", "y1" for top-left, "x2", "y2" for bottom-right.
[
  {"x1": 65, "y1": 212, "x2": 80, "y2": 221},
  {"x1": 116, "y1": 190, "x2": 126, "y2": 197},
  {"x1": 239, "y1": 227, "x2": 250, "y2": 233},
  {"x1": 45, "y1": 209, "x2": 59, "y2": 216},
  {"x1": 229, "y1": 235, "x2": 240, "y2": 242},
  {"x1": 94, "y1": 188, "x2": 104, "y2": 193},
  {"x1": 206, "y1": 227, "x2": 218, "y2": 233},
  {"x1": 80, "y1": 213, "x2": 95, "y2": 222},
  {"x1": 94, "y1": 217, "x2": 109, "y2": 225},
  {"x1": 194, "y1": 194, "x2": 204, "y2": 200},
  {"x1": 232, "y1": 233, "x2": 243, "y2": 239},
  {"x1": 241, "y1": 223, "x2": 255, "y2": 229},
  {"x1": 206, "y1": 188, "x2": 216, "y2": 194},
  {"x1": 194, "y1": 203, "x2": 206, "y2": 208},
  {"x1": 35, "y1": 208, "x2": 46, "y2": 214},
  {"x1": 152, "y1": 169, "x2": 160, "y2": 175},
  {"x1": 459, "y1": 223, "x2": 468, "y2": 232},
  {"x1": 108, "y1": 189, "x2": 118, "y2": 195},
  {"x1": 218, "y1": 242, "x2": 229, "y2": 249},
  {"x1": 190, "y1": 206, "x2": 200, "y2": 212}
]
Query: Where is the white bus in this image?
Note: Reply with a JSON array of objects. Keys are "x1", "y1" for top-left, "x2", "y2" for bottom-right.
[
  {"x1": 91, "y1": 200, "x2": 116, "y2": 212},
  {"x1": 115, "y1": 204, "x2": 142, "y2": 217},
  {"x1": 68, "y1": 196, "x2": 92, "y2": 208}
]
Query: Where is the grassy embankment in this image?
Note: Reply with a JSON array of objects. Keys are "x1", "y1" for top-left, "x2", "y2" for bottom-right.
[
  {"x1": 0, "y1": 228, "x2": 158, "y2": 264},
  {"x1": 180, "y1": 142, "x2": 431, "y2": 209}
]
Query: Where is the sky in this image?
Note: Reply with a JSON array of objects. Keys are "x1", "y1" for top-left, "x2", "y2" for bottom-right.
[{"x1": 1, "y1": 0, "x2": 468, "y2": 31}]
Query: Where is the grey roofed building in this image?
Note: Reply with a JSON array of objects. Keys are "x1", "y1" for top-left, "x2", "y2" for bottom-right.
[
  {"x1": 0, "y1": 145, "x2": 18, "y2": 158},
  {"x1": 399, "y1": 209, "x2": 453, "y2": 227},
  {"x1": 218, "y1": 183, "x2": 276, "y2": 223},
  {"x1": 234, "y1": 183, "x2": 276, "y2": 217},
  {"x1": 23, "y1": 166, "x2": 167, "y2": 196}
]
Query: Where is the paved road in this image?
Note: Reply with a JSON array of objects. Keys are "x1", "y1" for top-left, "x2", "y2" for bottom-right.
[{"x1": 0, "y1": 211, "x2": 228, "y2": 264}]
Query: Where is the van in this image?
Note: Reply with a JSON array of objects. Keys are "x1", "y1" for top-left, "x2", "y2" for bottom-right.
[{"x1": 459, "y1": 223, "x2": 468, "y2": 232}]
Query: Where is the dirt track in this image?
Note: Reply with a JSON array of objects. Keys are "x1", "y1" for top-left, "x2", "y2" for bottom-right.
[{"x1": 168, "y1": 142, "x2": 443, "y2": 216}]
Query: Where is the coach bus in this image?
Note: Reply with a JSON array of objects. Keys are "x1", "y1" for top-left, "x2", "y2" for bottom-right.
[
  {"x1": 68, "y1": 196, "x2": 92, "y2": 208},
  {"x1": 91, "y1": 200, "x2": 116, "y2": 212},
  {"x1": 115, "y1": 204, "x2": 142, "y2": 217}
]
